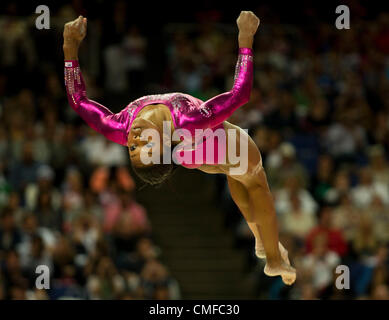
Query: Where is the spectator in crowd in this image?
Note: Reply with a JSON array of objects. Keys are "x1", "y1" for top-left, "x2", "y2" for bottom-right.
[
  {"x1": 80, "y1": 130, "x2": 128, "y2": 167},
  {"x1": 351, "y1": 167, "x2": 389, "y2": 208},
  {"x1": 275, "y1": 174, "x2": 318, "y2": 217},
  {"x1": 323, "y1": 169, "x2": 352, "y2": 205},
  {"x1": 310, "y1": 154, "x2": 334, "y2": 203},
  {"x1": 103, "y1": 189, "x2": 150, "y2": 234},
  {"x1": 331, "y1": 194, "x2": 361, "y2": 242},
  {"x1": 368, "y1": 145, "x2": 389, "y2": 186},
  {"x1": 0, "y1": 207, "x2": 21, "y2": 252},
  {"x1": 305, "y1": 207, "x2": 348, "y2": 257},
  {"x1": 301, "y1": 233, "x2": 341, "y2": 294},
  {"x1": 8, "y1": 142, "x2": 40, "y2": 194},
  {"x1": 266, "y1": 142, "x2": 309, "y2": 190},
  {"x1": 280, "y1": 192, "x2": 317, "y2": 242},
  {"x1": 122, "y1": 25, "x2": 148, "y2": 98},
  {"x1": 25, "y1": 165, "x2": 61, "y2": 213}
]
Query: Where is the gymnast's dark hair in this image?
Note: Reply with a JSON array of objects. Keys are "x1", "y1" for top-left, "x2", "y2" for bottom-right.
[
  {"x1": 130, "y1": 146, "x2": 180, "y2": 188},
  {"x1": 131, "y1": 162, "x2": 179, "y2": 188}
]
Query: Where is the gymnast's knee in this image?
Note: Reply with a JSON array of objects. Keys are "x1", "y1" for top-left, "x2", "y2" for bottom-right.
[{"x1": 244, "y1": 161, "x2": 268, "y2": 188}]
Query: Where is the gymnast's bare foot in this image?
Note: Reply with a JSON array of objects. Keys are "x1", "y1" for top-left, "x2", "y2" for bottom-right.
[
  {"x1": 260, "y1": 242, "x2": 296, "y2": 285},
  {"x1": 264, "y1": 260, "x2": 296, "y2": 286}
]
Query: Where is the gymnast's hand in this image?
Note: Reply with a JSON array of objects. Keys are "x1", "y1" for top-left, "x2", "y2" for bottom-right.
[
  {"x1": 237, "y1": 11, "x2": 260, "y2": 49},
  {"x1": 63, "y1": 15, "x2": 87, "y2": 60}
]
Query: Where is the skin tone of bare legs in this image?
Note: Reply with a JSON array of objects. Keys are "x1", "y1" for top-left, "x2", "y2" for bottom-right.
[{"x1": 198, "y1": 121, "x2": 296, "y2": 285}]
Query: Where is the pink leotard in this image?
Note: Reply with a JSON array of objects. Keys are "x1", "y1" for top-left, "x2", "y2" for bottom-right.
[{"x1": 64, "y1": 48, "x2": 253, "y2": 168}]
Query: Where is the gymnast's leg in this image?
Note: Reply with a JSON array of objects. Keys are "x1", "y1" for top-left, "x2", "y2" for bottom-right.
[
  {"x1": 226, "y1": 176, "x2": 265, "y2": 257},
  {"x1": 223, "y1": 122, "x2": 296, "y2": 285},
  {"x1": 226, "y1": 176, "x2": 294, "y2": 284}
]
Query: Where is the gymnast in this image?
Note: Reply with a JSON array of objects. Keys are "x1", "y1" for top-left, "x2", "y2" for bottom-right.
[{"x1": 63, "y1": 12, "x2": 296, "y2": 285}]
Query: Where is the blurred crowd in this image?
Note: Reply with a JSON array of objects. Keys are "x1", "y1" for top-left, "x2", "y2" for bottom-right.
[
  {"x1": 0, "y1": 1, "x2": 183, "y2": 300},
  {"x1": 0, "y1": 0, "x2": 389, "y2": 300}
]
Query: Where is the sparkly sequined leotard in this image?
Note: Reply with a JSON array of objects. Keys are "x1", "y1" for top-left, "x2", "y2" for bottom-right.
[{"x1": 64, "y1": 48, "x2": 253, "y2": 168}]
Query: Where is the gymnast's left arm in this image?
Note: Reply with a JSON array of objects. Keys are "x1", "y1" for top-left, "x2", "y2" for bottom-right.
[
  {"x1": 195, "y1": 11, "x2": 260, "y2": 129},
  {"x1": 63, "y1": 16, "x2": 129, "y2": 146}
]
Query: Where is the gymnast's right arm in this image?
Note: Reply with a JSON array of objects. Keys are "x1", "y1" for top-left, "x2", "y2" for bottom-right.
[{"x1": 63, "y1": 16, "x2": 129, "y2": 146}]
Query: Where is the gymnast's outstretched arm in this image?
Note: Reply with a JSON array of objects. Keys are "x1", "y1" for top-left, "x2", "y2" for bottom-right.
[
  {"x1": 183, "y1": 11, "x2": 259, "y2": 131},
  {"x1": 63, "y1": 16, "x2": 129, "y2": 146}
]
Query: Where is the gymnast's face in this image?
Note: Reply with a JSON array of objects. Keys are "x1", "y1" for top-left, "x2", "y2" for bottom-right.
[{"x1": 128, "y1": 118, "x2": 163, "y2": 168}]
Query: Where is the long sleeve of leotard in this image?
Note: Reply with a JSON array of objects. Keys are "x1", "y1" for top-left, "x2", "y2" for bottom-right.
[
  {"x1": 178, "y1": 47, "x2": 253, "y2": 132},
  {"x1": 64, "y1": 60, "x2": 129, "y2": 146}
]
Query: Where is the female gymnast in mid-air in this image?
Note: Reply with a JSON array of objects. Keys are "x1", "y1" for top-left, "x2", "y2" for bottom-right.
[{"x1": 63, "y1": 11, "x2": 296, "y2": 285}]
